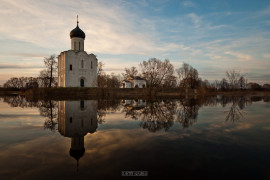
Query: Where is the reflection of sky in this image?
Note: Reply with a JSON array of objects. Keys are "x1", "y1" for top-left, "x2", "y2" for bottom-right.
[{"x1": 0, "y1": 99, "x2": 270, "y2": 179}]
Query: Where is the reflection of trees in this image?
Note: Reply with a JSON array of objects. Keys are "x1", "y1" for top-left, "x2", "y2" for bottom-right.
[
  {"x1": 176, "y1": 98, "x2": 200, "y2": 128},
  {"x1": 123, "y1": 98, "x2": 202, "y2": 131},
  {"x1": 97, "y1": 99, "x2": 121, "y2": 124},
  {"x1": 3, "y1": 95, "x2": 39, "y2": 108},
  {"x1": 139, "y1": 100, "x2": 176, "y2": 132},
  {"x1": 38, "y1": 100, "x2": 58, "y2": 131},
  {"x1": 3, "y1": 96, "x2": 58, "y2": 131},
  {"x1": 224, "y1": 96, "x2": 247, "y2": 122},
  {"x1": 122, "y1": 100, "x2": 177, "y2": 132}
]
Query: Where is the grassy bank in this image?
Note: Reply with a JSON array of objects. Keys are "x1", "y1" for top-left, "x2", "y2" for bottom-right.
[
  {"x1": 0, "y1": 88, "x2": 20, "y2": 95},
  {"x1": 24, "y1": 87, "x2": 270, "y2": 100},
  {"x1": 25, "y1": 87, "x2": 186, "y2": 100}
]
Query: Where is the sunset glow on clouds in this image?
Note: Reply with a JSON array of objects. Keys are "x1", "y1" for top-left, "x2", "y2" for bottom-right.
[{"x1": 0, "y1": 0, "x2": 270, "y2": 85}]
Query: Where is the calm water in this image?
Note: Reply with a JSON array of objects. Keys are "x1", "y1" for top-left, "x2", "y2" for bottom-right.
[{"x1": 0, "y1": 96, "x2": 270, "y2": 179}]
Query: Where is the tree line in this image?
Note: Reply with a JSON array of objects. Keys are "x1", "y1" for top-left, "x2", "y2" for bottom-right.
[
  {"x1": 2, "y1": 55, "x2": 270, "y2": 91},
  {"x1": 98, "y1": 57, "x2": 270, "y2": 91},
  {"x1": 3, "y1": 55, "x2": 57, "y2": 89}
]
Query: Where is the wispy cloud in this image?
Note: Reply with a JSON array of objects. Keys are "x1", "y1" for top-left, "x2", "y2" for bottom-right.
[
  {"x1": 225, "y1": 51, "x2": 252, "y2": 61},
  {"x1": 182, "y1": 1, "x2": 196, "y2": 8},
  {"x1": 0, "y1": 63, "x2": 43, "y2": 69},
  {"x1": 187, "y1": 13, "x2": 201, "y2": 28}
]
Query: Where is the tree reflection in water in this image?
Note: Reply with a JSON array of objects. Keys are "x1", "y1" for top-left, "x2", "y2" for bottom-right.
[
  {"x1": 176, "y1": 98, "x2": 200, "y2": 128},
  {"x1": 2, "y1": 95, "x2": 264, "y2": 133},
  {"x1": 39, "y1": 100, "x2": 58, "y2": 131},
  {"x1": 122, "y1": 98, "x2": 199, "y2": 132},
  {"x1": 224, "y1": 96, "x2": 247, "y2": 122}
]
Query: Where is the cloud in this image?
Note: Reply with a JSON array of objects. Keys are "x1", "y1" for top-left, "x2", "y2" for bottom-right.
[
  {"x1": 0, "y1": 64, "x2": 43, "y2": 69},
  {"x1": 0, "y1": 0, "x2": 270, "y2": 85},
  {"x1": 225, "y1": 51, "x2": 252, "y2": 61},
  {"x1": 187, "y1": 13, "x2": 201, "y2": 28},
  {"x1": 182, "y1": 1, "x2": 196, "y2": 7}
]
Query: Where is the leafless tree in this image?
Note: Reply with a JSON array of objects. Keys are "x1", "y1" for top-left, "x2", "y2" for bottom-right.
[
  {"x1": 97, "y1": 61, "x2": 104, "y2": 76},
  {"x1": 122, "y1": 66, "x2": 138, "y2": 79},
  {"x1": 226, "y1": 69, "x2": 240, "y2": 90},
  {"x1": 176, "y1": 63, "x2": 200, "y2": 89},
  {"x1": 41, "y1": 55, "x2": 57, "y2": 88},
  {"x1": 39, "y1": 69, "x2": 51, "y2": 87},
  {"x1": 220, "y1": 78, "x2": 229, "y2": 91},
  {"x1": 140, "y1": 58, "x2": 175, "y2": 88},
  {"x1": 238, "y1": 76, "x2": 246, "y2": 90}
]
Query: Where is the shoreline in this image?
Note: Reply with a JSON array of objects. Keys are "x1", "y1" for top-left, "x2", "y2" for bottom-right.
[
  {"x1": 22, "y1": 88, "x2": 270, "y2": 100},
  {"x1": 1, "y1": 88, "x2": 270, "y2": 100}
]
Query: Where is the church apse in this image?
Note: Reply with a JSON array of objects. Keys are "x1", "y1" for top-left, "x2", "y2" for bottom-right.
[{"x1": 58, "y1": 100, "x2": 98, "y2": 170}]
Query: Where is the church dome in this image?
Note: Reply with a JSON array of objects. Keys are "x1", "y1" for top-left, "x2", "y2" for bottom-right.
[
  {"x1": 69, "y1": 148, "x2": 85, "y2": 161},
  {"x1": 70, "y1": 24, "x2": 85, "y2": 39}
]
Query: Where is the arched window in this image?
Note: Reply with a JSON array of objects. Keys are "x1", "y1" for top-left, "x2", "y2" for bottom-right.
[
  {"x1": 80, "y1": 100, "x2": 84, "y2": 110},
  {"x1": 81, "y1": 60, "x2": 84, "y2": 68},
  {"x1": 79, "y1": 42, "x2": 80, "y2": 50},
  {"x1": 91, "y1": 61, "x2": 93, "y2": 69},
  {"x1": 80, "y1": 79, "x2": 84, "y2": 87},
  {"x1": 74, "y1": 42, "x2": 76, "y2": 50},
  {"x1": 69, "y1": 117, "x2": 72, "y2": 123},
  {"x1": 70, "y1": 64, "x2": 72, "y2": 71}
]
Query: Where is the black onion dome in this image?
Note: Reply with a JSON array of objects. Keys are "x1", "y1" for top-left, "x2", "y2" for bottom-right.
[
  {"x1": 69, "y1": 148, "x2": 85, "y2": 161},
  {"x1": 70, "y1": 25, "x2": 85, "y2": 39}
]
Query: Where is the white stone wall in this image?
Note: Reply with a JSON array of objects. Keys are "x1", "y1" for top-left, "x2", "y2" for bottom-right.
[
  {"x1": 134, "y1": 79, "x2": 146, "y2": 88},
  {"x1": 71, "y1": 37, "x2": 84, "y2": 51},
  {"x1": 122, "y1": 81, "x2": 132, "y2": 88},
  {"x1": 58, "y1": 50, "x2": 97, "y2": 87},
  {"x1": 58, "y1": 100, "x2": 98, "y2": 137}
]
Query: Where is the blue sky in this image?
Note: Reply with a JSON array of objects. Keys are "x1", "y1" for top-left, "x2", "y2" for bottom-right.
[{"x1": 0, "y1": 0, "x2": 270, "y2": 85}]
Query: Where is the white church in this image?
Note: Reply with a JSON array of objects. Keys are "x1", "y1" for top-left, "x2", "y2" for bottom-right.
[{"x1": 58, "y1": 17, "x2": 97, "y2": 87}]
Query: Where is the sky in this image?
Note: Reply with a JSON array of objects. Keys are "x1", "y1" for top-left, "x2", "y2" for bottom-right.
[{"x1": 0, "y1": 0, "x2": 270, "y2": 85}]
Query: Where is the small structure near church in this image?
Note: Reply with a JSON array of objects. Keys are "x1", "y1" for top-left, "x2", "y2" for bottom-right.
[
  {"x1": 122, "y1": 76, "x2": 147, "y2": 88},
  {"x1": 58, "y1": 16, "x2": 97, "y2": 87}
]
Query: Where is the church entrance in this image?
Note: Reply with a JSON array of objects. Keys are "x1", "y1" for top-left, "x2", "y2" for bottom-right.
[{"x1": 80, "y1": 79, "x2": 84, "y2": 87}]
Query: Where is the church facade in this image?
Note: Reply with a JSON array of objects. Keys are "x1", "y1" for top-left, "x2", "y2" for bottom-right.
[{"x1": 58, "y1": 17, "x2": 97, "y2": 87}]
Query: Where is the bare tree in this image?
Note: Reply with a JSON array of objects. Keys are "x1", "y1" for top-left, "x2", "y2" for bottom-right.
[
  {"x1": 97, "y1": 61, "x2": 104, "y2": 76},
  {"x1": 220, "y1": 78, "x2": 229, "y2": 91},
  {"x1": 226, "y1": 69, "x2": 240, "y2": 90},
  {"x1": 39, "y1": 69, "x2": 51, "y2": 87},
  {"x1": 140, "y1": 58, "x2": 175, "y2": 88},
  {"x1": 42, "y1": 55, "x2": 57, "y2": 88},
  {"x1": 176, "y1": 63, "x2": 200, "y2": 89},
  {"x1": 122, "y1": 66, "x2": 138, "y2": 79},
  {"x1": 238, "y1": 76, "x2": 246, "y2": 90}
]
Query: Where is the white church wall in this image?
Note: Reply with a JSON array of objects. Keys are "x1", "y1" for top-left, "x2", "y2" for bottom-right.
[
  {"x1": 58, "y1": 51, "x2": 97, "y2": 87},
  {"x1": 71, "y1": 37, "x2": 84, "y2": 51}
]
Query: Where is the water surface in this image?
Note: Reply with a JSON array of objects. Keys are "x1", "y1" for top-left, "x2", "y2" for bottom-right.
[{"x1": 0, "y1": 96, "x2": 269, "y2": 179}]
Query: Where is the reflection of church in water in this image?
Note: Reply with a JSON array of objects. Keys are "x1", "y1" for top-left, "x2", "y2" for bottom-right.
[{"x1": 58, "y1": 100, "x2": 98, "y2": 169}]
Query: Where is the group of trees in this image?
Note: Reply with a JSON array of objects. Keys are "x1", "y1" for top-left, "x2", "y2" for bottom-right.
[
  {"x1": 97, "y1": 58, "x2": 201, "y2": 89},
  {"x1": 3, "y1": 55, "x2": 57, "y2": 89},
  {"x1": 97, "y1": 62, "x2": 122, "y2": 88},
  {"x1": 2, "y1": 54, "x2": 269, "y2": 91}
]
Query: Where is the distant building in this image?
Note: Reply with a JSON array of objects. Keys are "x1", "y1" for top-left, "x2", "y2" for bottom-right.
[
  {"x1": 58, "y1": 16, "x2": 97, "y2": 87},
  {"x1": 122, "y1": 76, "x2": 146, "y2": 88},
  {"x1": 122, "y1": 99, "x2": 146, "y2": 108}
]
